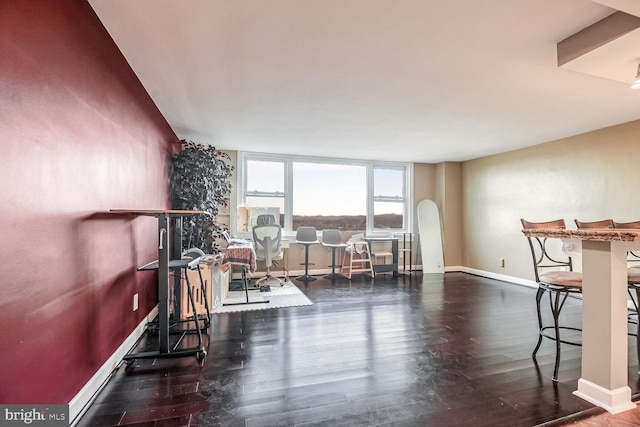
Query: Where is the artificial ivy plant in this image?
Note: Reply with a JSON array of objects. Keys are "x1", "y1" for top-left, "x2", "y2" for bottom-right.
[{"x1": 169, "y1": 140, "x2": 234, "y2": 254}]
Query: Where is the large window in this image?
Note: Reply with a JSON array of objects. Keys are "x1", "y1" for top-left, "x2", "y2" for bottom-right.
[{"x1": 239, "y1": 153, "x2": 411, "y2": 234}]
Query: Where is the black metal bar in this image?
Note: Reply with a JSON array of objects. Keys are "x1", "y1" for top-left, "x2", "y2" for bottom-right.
[
  {"x1": 296, "y1": 244, "x2": 316, "y2": 281},
  {"x1": 158, "y1": 213, "x2": 170, "y2": 354},
  {"x1": 223, "y1": 267, "x2": 269, "y2": 306}
]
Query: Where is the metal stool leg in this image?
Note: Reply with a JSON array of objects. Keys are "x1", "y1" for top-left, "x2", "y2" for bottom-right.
[
  {"x1": 551, "y1": 290, "x2": 562, "y2": 382},
  {"x1": 324, "y1": 247, "x2": 346, "y2": 280},
  {"x1": 296, "y1": 244, "x2": 316, "y2": 281},
  {"x1": 532, "y1": 286, "x2": 545, "y2": 357}
]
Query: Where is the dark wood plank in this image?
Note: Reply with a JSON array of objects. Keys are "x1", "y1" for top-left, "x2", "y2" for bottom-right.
[{"x1": 76, "y1": 272, "x2": 640, "y2": 427}]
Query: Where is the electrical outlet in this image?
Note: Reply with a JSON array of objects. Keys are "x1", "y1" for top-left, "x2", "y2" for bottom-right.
[
  {"x1": 133, "y1": 293, "x2": 139, "y2": 311},
  {"x1": 499, "y1": 258, "x2": 505, "y2": 268}
]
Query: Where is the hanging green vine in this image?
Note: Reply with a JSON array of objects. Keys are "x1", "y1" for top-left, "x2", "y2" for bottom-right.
[{"x1": 169, "y1": 140, "x2": 234, "y2": 254}]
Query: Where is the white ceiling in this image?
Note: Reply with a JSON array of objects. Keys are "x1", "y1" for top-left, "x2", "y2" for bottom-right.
[{"x1": 88, "y1": 0, "x2": 640, "y2": 163}]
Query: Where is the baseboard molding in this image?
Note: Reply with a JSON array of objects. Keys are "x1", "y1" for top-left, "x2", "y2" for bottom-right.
[
  {"x1": 69, "y1": 306, "x2": 158, "y2": 426},
  {"x1": 455, "y1": 266, "x2": 538, "y2": 289}
]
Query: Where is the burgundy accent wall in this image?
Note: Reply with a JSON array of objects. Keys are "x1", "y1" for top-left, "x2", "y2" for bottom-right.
[{"x1": 0, "y1": 1, "x2": 178, "y2": 403}]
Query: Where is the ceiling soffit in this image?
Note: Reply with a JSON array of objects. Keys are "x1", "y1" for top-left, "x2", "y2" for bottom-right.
[{"x1": 559, "y1": 4, "x2": 640, "y2": 85}]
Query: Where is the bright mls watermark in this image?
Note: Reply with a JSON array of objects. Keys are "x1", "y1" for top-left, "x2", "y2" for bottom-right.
[{"x1": 1, "y1": 405, "x2": 68, "y2": 426}]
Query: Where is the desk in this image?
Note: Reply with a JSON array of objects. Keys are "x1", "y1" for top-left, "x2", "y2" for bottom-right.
[
  {"x1": 110, "y1": 209, "x2": 208, "y2": 357},
  {"x1": 365, "y1": 237, "x2": 399, "y2": 277},
  {"x1": 221, "y1": 238, "x2": 257, "y2": 273},
  {"x1": 221, "y1": 239, "x2": 268, "y2": 306},
  {"x1": 522, "y1": 227, "x2": 640, "y2": 413}
]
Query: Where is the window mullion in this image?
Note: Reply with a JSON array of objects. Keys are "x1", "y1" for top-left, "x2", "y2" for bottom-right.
[
  {"x1": 366, "y1": 164, "x2": 374, "y2": 235},
  {"x1": 374, "y1": 195, "x2": 405, "y2": 202},
  {"x1": 284, "y1": 159, "x2": 293, "y2": 232}
]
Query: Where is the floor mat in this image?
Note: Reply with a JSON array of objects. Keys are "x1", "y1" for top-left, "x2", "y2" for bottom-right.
[{"x1": 212, "y1": 282, "x2": 313, "y2": 313}]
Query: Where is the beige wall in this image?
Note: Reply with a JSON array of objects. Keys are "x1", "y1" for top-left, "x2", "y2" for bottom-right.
[
  {"x1": 437, "y1": 162, "x2": 463, "y2": 266},
  {"x1": 413, "y1": 163, "x2": 434, "y2": 267},
  {"x1": 222, "y1": 150, "x2": 238, "y2": 234},
  {"x1": 462, "y1": 119, "x2": 640, "y2": 281},
  {"x1": 414, "y1": 162, "x2": 463, "y2": 268}
]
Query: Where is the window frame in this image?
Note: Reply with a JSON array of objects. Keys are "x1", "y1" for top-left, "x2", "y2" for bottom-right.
[
  {"x1": 238, "y1": 152, "x2": 412, "y2": 235},
  {"x1": 368, "y1": 165, "x2": 408, "y2": 231}
]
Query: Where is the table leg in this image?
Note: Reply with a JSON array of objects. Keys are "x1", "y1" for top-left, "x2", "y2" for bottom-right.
[
  {"x1": 392, "y1": 239, "x2": 398, "y2": 277},
  {"x1": 574, "y1": 240, "x2": 635, "y2": 413},
  {"x1": 172, "y1": 216, "x2": 183, "y2": 320},
  {"x1": 158, "y1": 213, "x2": 170, "y2": 354},
  {"x1": 222, "y1": 266, "x2": 270, "y2": 306}
]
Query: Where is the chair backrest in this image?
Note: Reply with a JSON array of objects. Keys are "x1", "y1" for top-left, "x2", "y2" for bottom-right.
[
  {"x1": 256, "y1": 214, "x2": 277, "y2": 225},
  {"x1": 613, "y1": 221, "x2": 640, "y2": 229},
  {"x1": 322, "y1": 229, "x2": 343, "y2": 245},
  {"x1": 296, "y1": 226, "x2": 318, "y2": 243},
  {"x1": 520, "y1": 218, "x2": 572, "y2": 282},
  {"x1": 252, "y1": 224, "x2": 283, "y2": 266},
  {"x1": 613, "y1": 221, "x2": 640, "y2": 261},
  {"x1": 347, "y1": 232, "x2": 365, "y2": 243},
  {"x1": 574, "y1": 219, "x2": 614, "y2": 229}
]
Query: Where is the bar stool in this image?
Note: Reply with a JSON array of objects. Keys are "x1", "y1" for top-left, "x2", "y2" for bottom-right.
[
  {"x1": 521, "y1": 218, "x2": 583, "y2": 381},
  {"x1": 295, "y1": 226, "x2": 319, "y2": 281},
  {"x1": 321, "y1": 229, "x2": 347, "y2": 280}
]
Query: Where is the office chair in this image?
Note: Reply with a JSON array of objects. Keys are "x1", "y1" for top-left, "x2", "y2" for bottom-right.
[
  {"x1": 321, "y1": 229, "x2": 347, "y2": 280},
  {"x1": 252, "y1": 223, "x2": 285, "y2": 287},
  {"x1": 295, "y1": 226, "x2": 319, "y2": 281},
  {"x1": 256, "y1": 214, "x2": 277, "y2": 225}
]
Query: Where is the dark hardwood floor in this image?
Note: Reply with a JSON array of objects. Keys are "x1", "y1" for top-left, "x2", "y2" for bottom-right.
[{"x1": 76, "y1": 272, "x2": 640, "y2": 427}]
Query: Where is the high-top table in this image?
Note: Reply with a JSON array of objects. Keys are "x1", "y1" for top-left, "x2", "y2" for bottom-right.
[{"x1": 521, "y1": 227, "x2": 640, "y2": 414}]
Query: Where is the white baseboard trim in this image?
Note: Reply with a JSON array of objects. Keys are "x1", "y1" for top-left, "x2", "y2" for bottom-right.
[
  {"x1": 454, "y1": 266, "x2": 538, "y2": 289},
  {"x1": 69, "y1": 306, "x2": 158, "y2": 426}
]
